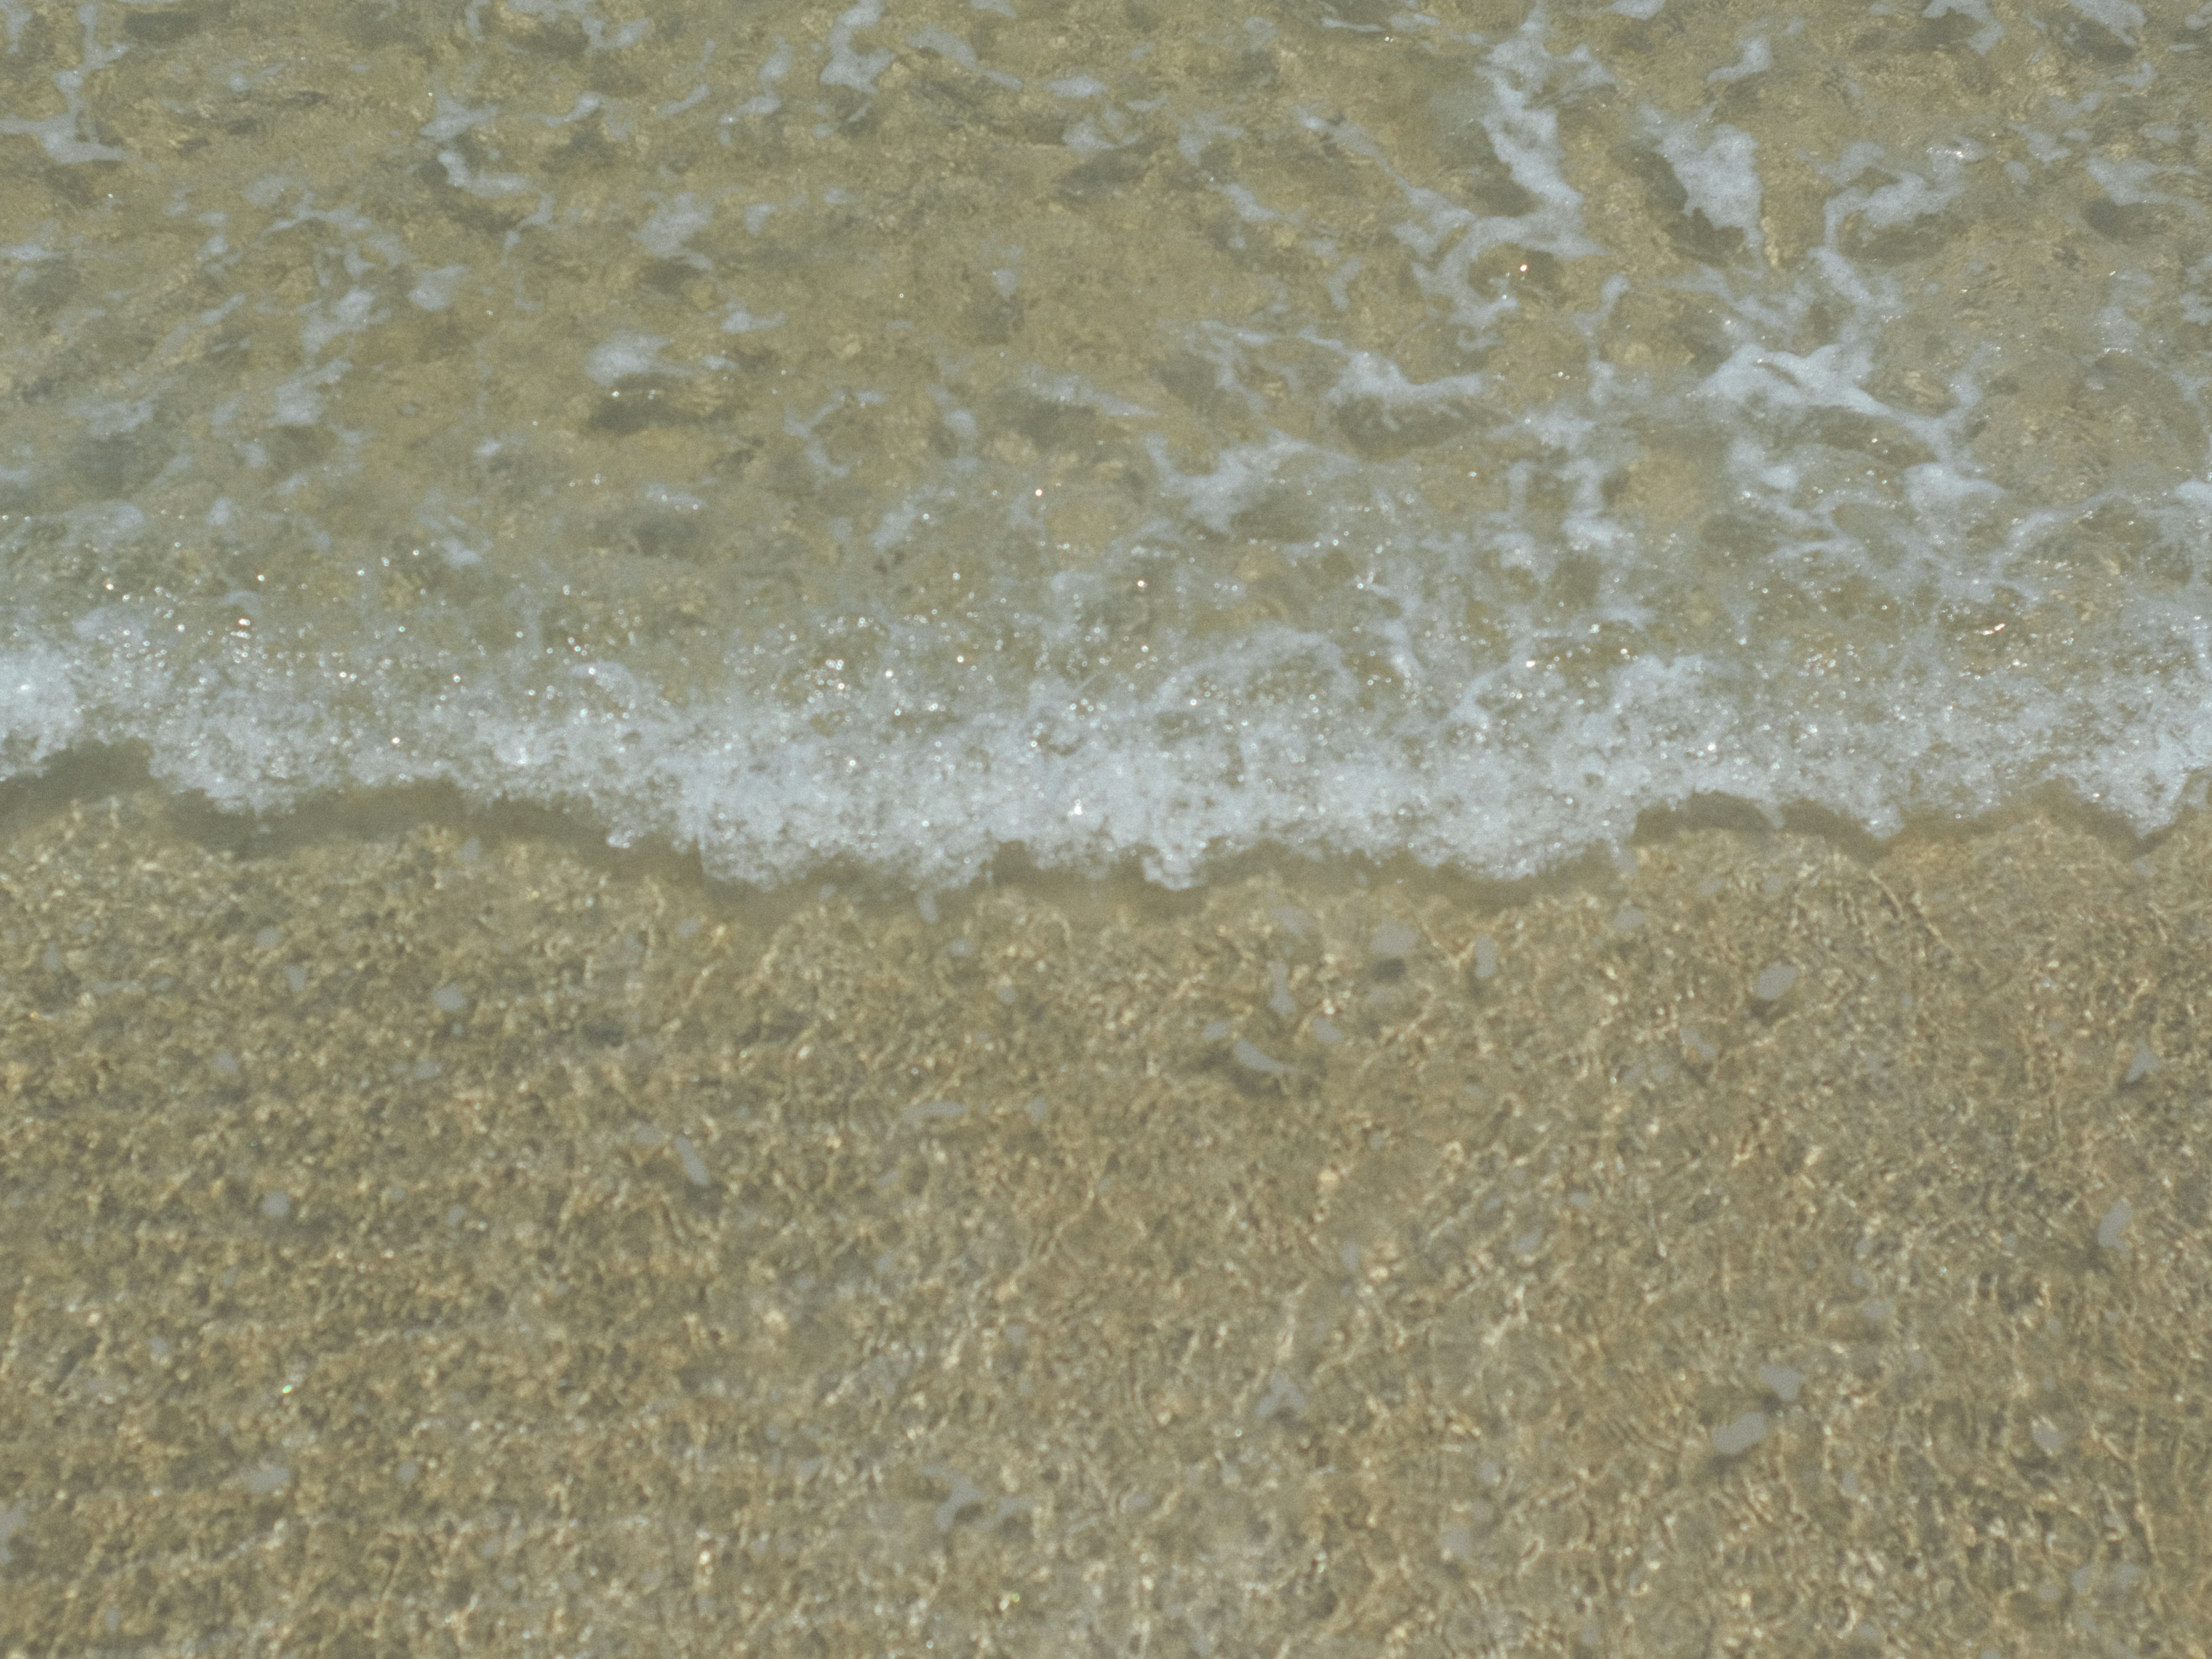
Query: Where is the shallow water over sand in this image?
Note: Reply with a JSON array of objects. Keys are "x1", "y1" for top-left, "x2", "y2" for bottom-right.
[
  {"x1": 3, "y1": 783, "x2": 2210, "y2": 1653},
  {"x1": 4, "y1": 0, "x2": 2211, "y2": 882},
  {"x1": 7, "y1": 1, "x2": 2212, "y2": 1653}
]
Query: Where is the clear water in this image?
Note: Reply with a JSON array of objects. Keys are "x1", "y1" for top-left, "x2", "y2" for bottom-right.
[{"x1": 4, "y1": 0, "x2": 2209, "y2": 884}]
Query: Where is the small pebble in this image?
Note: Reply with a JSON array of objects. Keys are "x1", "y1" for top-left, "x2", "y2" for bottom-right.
[
  {"x1": 1711, "y1": 1411, "x2": 1767, "y2": 1456},
  {"x1": 1751, "y1": 962, "x2": 1798, "y2": 1002},
  {"x1": 1370, "y1": 921, "x2": 1420, "y2": 960},
  {"x1": 2096, "y1": 1199, "x2": 2132, "y2": 1253},
  {"x1": 903, "y1": 1100, "x2": 967, "y2": 1127},
  {"x1": 1234, "y1": 1038, "x2": 1291, "y2": 1076}
]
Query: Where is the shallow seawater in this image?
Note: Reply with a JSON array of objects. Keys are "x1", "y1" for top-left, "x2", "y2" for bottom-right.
[
  {"x1": 6, "y1": 3, "x2": 2212, "y2": 1656},
  {"x1": 3, "y1": 0, "x2": 2210, "y2": 882},
  {"x1": 3, "y1": 785, "x2": 2211, "y2": 1654}
]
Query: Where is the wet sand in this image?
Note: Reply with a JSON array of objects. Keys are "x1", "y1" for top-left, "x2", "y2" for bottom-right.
[{"x1": 2, "y1": 781, "x2": 2207, "y2": 1656}]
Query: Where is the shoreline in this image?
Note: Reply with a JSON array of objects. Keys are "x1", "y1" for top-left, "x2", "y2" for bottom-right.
[
  {"x1": 2, "y1": 780, "x2": 2207, "y2": 1653},
  {"x1": 4, "y1": 739, "x2": 2198, "y2": 906}
]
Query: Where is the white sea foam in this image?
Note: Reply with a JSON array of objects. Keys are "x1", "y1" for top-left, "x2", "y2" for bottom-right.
[
  {"x1": 822, "y1": 0, "x2": 893, "y2": 94},
  {"x1": 14, "y1": 546, "x2": 2212, "y2": 891},
  {"x1": 1655, "y1": 116, "x2": 1763, "y2": 252},
  {"x1": 2064, "y1": 0, "x2": 2143, "y2": 42}
]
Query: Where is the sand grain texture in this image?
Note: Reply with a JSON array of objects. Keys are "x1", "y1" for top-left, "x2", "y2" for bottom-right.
[{"x1": 2, "y1": 789, "x2": 2208, "y2": 1655}]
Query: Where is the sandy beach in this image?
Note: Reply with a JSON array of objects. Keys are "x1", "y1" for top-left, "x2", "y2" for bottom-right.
[
  {"x1": 4, "y1": 7, "x2": 2210, "y2": 1649},
  {"x1": 2, "y1": 777, "x2": 2206, "y2": 1655}
]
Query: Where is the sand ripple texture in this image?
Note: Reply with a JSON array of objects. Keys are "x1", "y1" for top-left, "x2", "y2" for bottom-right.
[{"x1": 1, "y1": 790, "x2": 2208, "y2": 1654}]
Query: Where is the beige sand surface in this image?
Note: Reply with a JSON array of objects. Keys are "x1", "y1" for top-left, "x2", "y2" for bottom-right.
[{"x1": 2, "y1": 779, "x2": 2207, "y2": 1656}]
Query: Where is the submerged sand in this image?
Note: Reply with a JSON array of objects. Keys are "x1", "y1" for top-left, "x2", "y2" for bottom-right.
[{"x1": 1, "y1": 781, "x2": 2207, "y2": 1656}]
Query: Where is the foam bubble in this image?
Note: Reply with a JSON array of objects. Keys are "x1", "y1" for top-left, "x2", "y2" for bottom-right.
[
  {"x1": 585, "y1": 334, "x2": 676, "y2": 387},
  {"x1": 1656, "y1": 117, "x2": 1763, "y2": 251},
  {"x1": 635, "y1": 195, "x2": 714, "y2": 262},
  {"x1": 821, "y1": 1, "x2": 892, "y2": 94}
]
